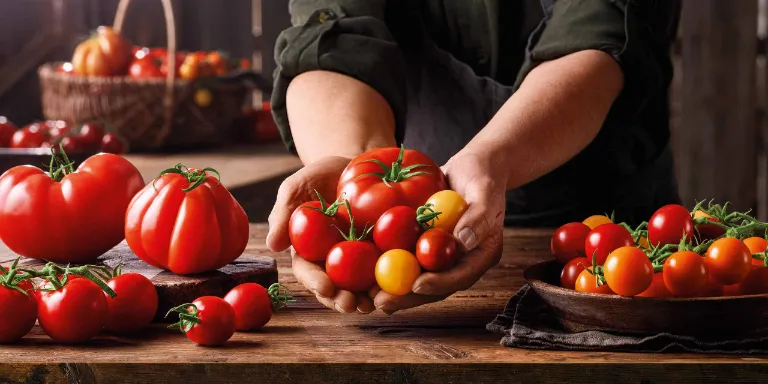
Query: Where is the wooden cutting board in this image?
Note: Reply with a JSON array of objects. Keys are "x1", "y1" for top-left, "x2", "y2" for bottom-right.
[{"x1": 0, "y1": 242, "x2": 278, "y2": 322}]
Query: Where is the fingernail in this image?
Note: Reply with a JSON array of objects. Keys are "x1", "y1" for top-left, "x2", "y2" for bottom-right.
[
  {"x1": 375, "y1": 304, "x2": 386, "y2": 310},
  {"x1": 313, "y1": 290, "x2": 328, "y2": 299},
  {"x1": 383, "y1": 309, "x2": 397, "y2": 315},
  {"x1": 356, "y1": 307, "x2": 371, "y2": 314},
  {"x1": 334, "y1": 303, "x2": 350, "y2": 313},
  {"x1": 458, "y1": 227, "x2": 478, "y2": 250},
  {"x1": 413, "y1": 284, "x2": 429, "y2": 295}
]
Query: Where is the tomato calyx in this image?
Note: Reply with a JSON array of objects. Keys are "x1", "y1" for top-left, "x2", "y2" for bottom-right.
[
  {"x1": 584, "y1": 251, "x2": 608, "y2": 288},
  {"x1": 359, "y1": 145, "x2": 432, "y2": 186},
  {"x1": 336, "y1": 200, "x2": 374, "y2": 240},
  {"x1": 166, "y1": 303, "x2": 202, "y2": 333},
  {"x1": 415, "y1": 203, "x2": 442, "y2": 229},
  {"x1": 46, "y1": 144, "x2": 78, "y2": 182},
  {"x1": 267, "y1": 283, "x2": 296, "y2": 312},
  {"x1": 155, "y1": 163, "x2": 222, "y2": 192},
  {"x1": 304, "y1": 190, "x2": 344, "y2": 217},
  {"x1": 22, "y1": 262, "x2": 117, "y2": 298},
  {"x1": 0, "y1": 258, "x2": 34, "y2": 296}
]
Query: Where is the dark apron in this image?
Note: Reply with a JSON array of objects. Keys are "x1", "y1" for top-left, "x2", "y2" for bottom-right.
[{"x1": 398, "y1": 0, "x2": 681, "y2": 227}]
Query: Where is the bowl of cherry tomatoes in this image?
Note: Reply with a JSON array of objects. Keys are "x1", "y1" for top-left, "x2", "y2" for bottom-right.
[{"x1": 524, "y1": 202, "x2": 768, "y2": 337}]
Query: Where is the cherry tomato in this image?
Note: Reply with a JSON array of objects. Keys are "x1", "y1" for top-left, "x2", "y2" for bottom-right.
[
  {"x1": 584, "y1": 224, "x2": 634, "y2": 265},
  {"x1": 0, "y1": 116, "x2": 18, "y2": 147},
  {"x1": 648, "y1": 204, "x2": 694, "y2": 247},
  {"x1": 129, "y1": 54, "x2": 164, "y2": 79},
  {"x1": 167, "y1": 296, "x2": 236, "y2": 346},
  {"x1": 423, "y1": 190, "x2": 468, "y2": 234},
  {"x1": 550, "y1": 222, "x2": 591, "y2": 264},
  {"x1": 737, "y1": 266, "x2": 768, "y2": 295},
  {"x1": 224, "y1": 283, "x2": 291, "y2": 331},
  {"x1": 415, "y1": 228, "x2": 458, "y2": 272},
  {"x1": 574, "y1": 270, "x2": 614, "y2": 295},
  {"x1": 10, "y1": 125, "x2": 46, "y2": 148},
  {"x1": 722, "y1": 282, "x2": 741, "y2": 296},
  {"x1": 693, "y1": 210, "x2": 726, "y2": 241},
  {"x1": 637, "y1": 236, "x2": 650, "y2": 250},
  {"x1": 77, "y1": 123, "x2": 105, "y2": 148},
  {"x1": 582, "y1": 215, "x2": 612, "y2": 229},
  {"x1": 100, "y1": 133, "x2": 127, "y2": 154},
  {"x1": 705, "y1": 237, "x2": 752, "y2": 285},
  {"x1": 37, "y1": 278, "x2": 108, "y2": 343},
  {"x1": 636, "y1": 272, "x2": 672, "y2": 298},
  {"x1": 105, "y1": 273, "x2": 158, "y2": 333},
  {"x1": 698, "y1": 273, "x2": 725, "y2": 297},
  {"x1": 602, "y1": 246, "x2": 653, "y2": 297},
  {"x1": 743, "y1": 237, "x2": 768, "y2": 266},
  {"x1": 0, "y1": 264, "x2": 36, "y2": 343},
  {"x1": 288, "y1": 197, "x2": 346, "y2": 262},
  {"x1": 662, "y1": 251, "x2": 708, "y2": 297},
  {"x1": 47, "y1": 120, "x2": 71, "y2": 139},
  {"x1": 206, "y1": 51, "x2": 228, "y2": 76},
  {"x1": 560, "y1": 257, "x2": 587, "y2": 290},
  {"x1": 375, "y1": 249, "x2": 422, "y2": 296},
  {"x1": 59, "y1": 136, "x2": 86, "y2": 154},
  {"x1": 373, "y1": 206, "x2": 422, "y2": 252},
  {"x1": 326, "y1": 240, "x2": 380, "y2": 292}
]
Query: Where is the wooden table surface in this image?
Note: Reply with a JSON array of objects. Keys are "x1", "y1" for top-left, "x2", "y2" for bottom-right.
[{"x1": 1, "y1": 224, "x2": 767, "y2": 383}]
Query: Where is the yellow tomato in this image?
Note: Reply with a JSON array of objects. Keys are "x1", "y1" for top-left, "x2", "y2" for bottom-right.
[
  {"x1": 194, "y1": 88, "x2": 213, "y2": 107},
  {"x1": 582, "y1": 215, "x2": 612, "y2": 229},
  {"x1": 423, "y1": 190, "x2": 468, "y2": 233},
  {"x1": 375, "y1": 249, "x2": 422, "y2": 296},
  {"x1": 638, "y1": 236, "x2": 650, "y2": 249}
]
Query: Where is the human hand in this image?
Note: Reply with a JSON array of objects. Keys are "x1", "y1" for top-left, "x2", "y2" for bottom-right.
[{"x1": 372, "y1": 150, "x2": 506, "y2": 314}]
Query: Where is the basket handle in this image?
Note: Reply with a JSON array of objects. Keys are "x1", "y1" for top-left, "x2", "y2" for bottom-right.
[{"x1": 113, "y1": 0, "x2": 177, "y2": 148}]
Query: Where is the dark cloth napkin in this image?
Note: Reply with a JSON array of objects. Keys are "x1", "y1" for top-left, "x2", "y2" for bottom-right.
[{"x1": 486, "y1": 284, "x2": 768, "y2": 354}]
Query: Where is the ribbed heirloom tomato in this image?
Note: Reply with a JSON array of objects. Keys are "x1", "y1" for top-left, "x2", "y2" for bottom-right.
[
  {"x1": 104, "y1": 270, "x2": 158, "y2": 333},
  {"x1": 125, "y1": 164, "x2": 249, "y2": 275}
]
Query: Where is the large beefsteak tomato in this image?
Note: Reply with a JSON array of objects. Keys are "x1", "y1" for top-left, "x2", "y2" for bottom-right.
[
  {"x1": 72, "y1": 26, "x2": 132, "y2": 76},
  {"x1": 125, "y1": 164, "x2": 249, "y2": 275}
]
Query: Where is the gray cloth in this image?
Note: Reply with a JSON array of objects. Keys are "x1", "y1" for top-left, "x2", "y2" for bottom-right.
[{"x1": 486, "y1": 285, "x2": 768, "y2": 354}]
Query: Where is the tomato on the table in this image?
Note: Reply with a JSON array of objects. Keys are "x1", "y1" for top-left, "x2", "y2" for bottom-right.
[
  {"x1": 583, "y1": 224, "x2": 634, "y2": 265},
  {"x1": 582, "y1": 214, "x2": 612, "y2": 230},
  {"x1": 10, "y1": 124, "x2": 47, "y2": 148},
  {"x1": 422, "y1": 190, "x2": 468, "y2": 234},
  {"x1": 104, "y1": 271, "x2": 158, "y2": 333},
  {"x1": 58, "y1": 136, "x2": 87, "y2": 154},
  {"x1": 415, "y1": 228, "x2": 458, "y2": 272},
  {"x1": 647, "y1": 204, "x2": 694, "y2": 247},
  {"x1": 636, "y1": 272, "x2": 672, "y2": 298},
  {"x1": 376, "y1": 249, "x2": 422, "y2": 296},
  {"x1": 560, "y1": 257, "x2": 587, "y2": 290},
  {"x1": 125, "y1": 164, "x2": 249, "y2": 275},
  {"x1": 46, "y1": 120, "x2": 71, "y2": 140},
  {"x1": 0, "y1": 260, "x2": 37, "y2": 344},
  {"x1": 0, "y1": 116, "x2": 16, "y2": 147},
  {"x1": 167, "y1": 296, "x2": 236, "y2": 346},
  {"x1": 574, "y1": 270, "x2": 614, "y2": 295},
  {"x1": 336, "y1": 146, "x2": 447, "y2": 232},
  {"x1": 705, "y1": 237, "x2": 752, "y2": 285},
  {"x1": 373, "y1": 206, "x2": 423, "y2": 253},
  {"x1": 100, "y1": 133, "x2": 128, "y2": 154},
  {"x1": 223, "y1": 283, "x2": 294, "y2": 331},
  {"x1": 603, "y1": 246, "x2": 653, "y2": 297},
  {"x1": 37, "y1": 277, "x2": 109, "y2": 343},
  {"x1": 76, "y1": 122, "x2": 105, "y2": 149},
  {"x1": 550, "y1": 222, "x2": 591, "y2": 264},
  {"x1": 289, "y1": 192, "x2": 346, "y2": 262},
  {"x1": 662, "y1": 251, "x2": 708, "y2": 297},
  {"x1": 693, "y1": 210, "x2": 726, "y2": 241}
]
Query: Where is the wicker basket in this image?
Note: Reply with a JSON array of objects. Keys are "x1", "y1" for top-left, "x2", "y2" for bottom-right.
[{"x1": 37, "y1": 0, "x2": 252, "y2": 151}]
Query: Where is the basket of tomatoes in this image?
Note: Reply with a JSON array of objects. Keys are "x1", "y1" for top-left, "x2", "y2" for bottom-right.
[
  {"x1": 524, "y1": 201, "x2": 768, "y2": 337},
  {"x1": 37, "y1": 0, "x2": 264, "y2": 151}
]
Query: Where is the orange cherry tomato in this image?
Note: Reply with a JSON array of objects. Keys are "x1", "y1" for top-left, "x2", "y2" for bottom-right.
[
  {"x1": 705, "y1": 237, "x2": 752, "y2": 285},
  {"x1": 375, "y1": 249, "x2": 421, "y2": 296},
  {"x1": 743, "y1": 237, "x2": 768, "y2": 266},
  {"x1": 582, "y1": 215, "x2": 612, "y2": 230},
  {"x1": 603, "y1": 246, "x2": 653, "y2": 296},
  {"x1": 423, "y1": 190, "x2": 468, "y2": 234},
  {"x1": 636, "y1": 272, "x2": 672, "y2": 298},
  {"x1": 574, "y1": 270, "x2": 614, "y2": 295},
  {"x1": 662, "y1": 251, "x2": 708, "y2": 297}
]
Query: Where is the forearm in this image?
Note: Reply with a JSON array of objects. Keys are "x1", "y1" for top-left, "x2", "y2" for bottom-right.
[
  {"x1": 463, "y1": 49, "x2": 624, "y2": 190},
  {"x1": 285, "y1": 70, "x2": 397, "y2": 164}
]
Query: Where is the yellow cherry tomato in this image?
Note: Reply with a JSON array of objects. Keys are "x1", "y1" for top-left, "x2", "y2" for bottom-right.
[
  {"x1": 423, "y1": 190, "x2": 468, "y2": 234},
  {"x1": 375, "y1": 249, "x2": 421, "y2": 296},
  {"x1": 582, "y1": 214, "x2": 612, "y2": 229},
  {"x1": 638, "y1": 236, "x2": 650, "y2": 249},
  {"x1": 194, "y1": 88, "x2": 212, "y2": 107}
]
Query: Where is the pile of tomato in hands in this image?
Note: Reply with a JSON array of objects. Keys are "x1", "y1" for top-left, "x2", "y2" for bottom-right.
[
  {"x1": 552, "y1": 202, "x2": 768, "y2": 298},
  {"x1": 288, "y1": 146, "x2": 469, "y2": 298},
  {"x1": 0, "y1": 117, "x2": 127, "y2": 154}
]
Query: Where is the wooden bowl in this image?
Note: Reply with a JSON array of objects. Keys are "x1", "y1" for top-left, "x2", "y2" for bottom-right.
[{"x1": 524, "y1": 260, "x2": 768, "y2": 337}]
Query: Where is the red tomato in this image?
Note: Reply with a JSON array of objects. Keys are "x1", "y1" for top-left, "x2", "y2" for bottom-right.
[
  {"x1": 105, "y1": 273, "x2": 158, "y2": 333},
  {"x1": 574, "y1": 270, "x2": 614, "y2": 295},
  {"x1": 326, "y1": 240, "x2": 380, "y2": 292},
  {"x1": 603, "y1": 246, "x2": 653, "y2": 296},
  {"x1": 648, "y1": 204, "x2": 694, "y2": 247},
  {"x1": 59, "y1": 136, "x2": 86, "y2": 154},
  {"x1": 125, "y1": 165, "x2": 249, "y2": 275},
  {"x1": 47, "y1": 120, "x2": 71, "y2": 139},
  {"x1": 129, "y1": 54, "x2": 164, "y2": 79},
  {"x1": 415, "y1": 228, "x2": 458, "y2": 272},
  {"x1": 636, "y1": 272, "x2": 672, "y2": 298},
  {"x1": 77, "y1": 123, "x2": 105, "y2": 148},
  {"x1": 551, "y1": 222, "x2": 591, "y2": 264},
  {"x1": 167, "y1": 296, "x2": 236, "y2": 346},
  {"x1": 693, "y1": 210, "x2": 726, "y2": 241},
  {"x1": 0, "y1": 263, "x2": 37, "y2": 343},
  {"x1": 10, "y1": 125, "x2": 47, "y2": 148},
  {"x1": 224, "y1": 283, "x2": 292, "y2": 331},
  {"x1": 584, "y1": 224, "x2": 634, "y2": 265},
  {"x1": 374, "y1": 206, "x2": 423, "y2": 252},
  {"x1": 37, "y1": 278, "x2": 108, "y2": 343},
  {"x1": 705, "y1": 237, "x2": 752, "y2": 285},
  {"x1": 722, "y1": 283, "x2": 741, "y2": 296},
  {"x1": 100, "y1": 133, "x2": 127, "y2": 154},
  {"x1": 0, "y1": 116, "x2": 18, "y2": 147},
  {"x1": 737, "y1": 266, "x2": 768, "y2": 295},
  {"x1": 698, "y1": 273, "x2": 725, "y2": 297},
  {"x1": 663, "y1": 251, "x2": 708, "y2": 297},
  {"x1": 0, "y1": 153, "x2": 144, "y2": 263},
  {"x1": 288, "y1": 195, "x2": 346, "y2": 262},
  {"x1": 560, "y1": 257, "x2": 587, "y2": 290},
  {"x1": 336, "y1": 146, "x2": 447, "y2": 232}
]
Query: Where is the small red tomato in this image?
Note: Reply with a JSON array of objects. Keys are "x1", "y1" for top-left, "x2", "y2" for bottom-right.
[
  {"x1": 550, "y1": 222, "x2": 591, "y2": 264},
  {"x1": 0, "y1": 261, "x2": 37, "y2": 344},
  {"x1": 648, "y1": 204, "x2": 694, "y2": 247},
  {"x1": 560, "y1": 257, "x2": 587, "y2": 290},
  {"x1": 584, "y1": 224, "x2": 634, "y2": 265},
  {"x1": 0, "y1": 116, "x2": 18, "y2": 147},
  {"x1": 129, "y1": 55, "x2": 164, "y2": 79},
  {"x1": 288, "y1": 194, "x2": 347, "y2": 262},
  {"x1": 105, "y1": 272, "x2": 158, "y2": 333},
  {"x1": 373, "y1": 206, "x2": 423, "y2": 252},
  {"x1": 224, "y1": 283, "x2": 293, "y2": 331},
  {"x1": 326, "y1": 240, "x2": 380, "y2": 293},
  {"x1": 100, "y1": 133, "x2": 127, "y2": 154},
  {"x1": 697, "y1": 272, "x2": 725, "y2": 297},
  {"x1": 662, "y1": 251, "x2": 708, "y2": 297},
  {"x1": 37, "y1": 278, "x2": 109, "y2": 343},
  {"x1": 737, "y1": 266, "x2": 768, "y2": 295},
  {"x1": 10, "y1": 125, "x2": 47, "y2": 148},
  {"x1": 167, "y1": 296, "x2": 236, "y2": 346},
  {"x1": 603, "y1": 246, "x2": 653, "y2": 297},
  {"x1": 46, "y1": 120, "x2": 70, "y2": 138},
  {"x1": 77, "y1": 123, "x2": 105, "y2": 148},
  {"x1": 59, "y1": 136, "x2": 86, "y2": 153},
  {"x1": 693, "y1": 210, "x2": 726, "y2": 241},
  {"x1": 706, "y1": 237, "x2": 752, "y2": 285},
  {"x1": 574, "y1": 270, "x2": 614, "y2": 295},
  {"x1": 636, "y1": 272, "x2": 673, "y2": 298},
  {"x1": 415, "y1": 228, "x2": 458, "y2": 272}
]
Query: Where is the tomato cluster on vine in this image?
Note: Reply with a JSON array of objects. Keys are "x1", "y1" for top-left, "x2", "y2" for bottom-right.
[{"x1": 551, "y1": 201, "x2": 768, "y2": 298}]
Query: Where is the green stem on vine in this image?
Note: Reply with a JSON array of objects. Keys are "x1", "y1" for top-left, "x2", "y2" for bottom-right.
[
  {"x1": 166, "y1": 303, "x2": 201, "y2": 333},
  {"x1": 335, "y1": 200, "x2": 373, "y2": 241},
  {"x1": 356, "y1": 144, "x2": 432, "y2": 187},
  {"x1": 415, "y1": 203, "x2": 442, "y2": 229},
  {"x1": 304, "y1": 190, "x2": 344, "y2": 217},
  {"x1": 154, "y1": 163, "x2": 222, "y2": 192},
  {"x1": 22, "y1": 262, "x2": 117, "y2": 298},
  {"x1": 267, "y1": 283, "x2": 296, "y2": 312},
  {"x1": 0, "y1": 258, "x2": 33, "y2": 296}
]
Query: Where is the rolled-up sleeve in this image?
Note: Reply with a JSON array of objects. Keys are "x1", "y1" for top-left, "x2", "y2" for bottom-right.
[
  {"x1": 515, "y1": 0, "x2": 681, "y2": 119},
  {"x1": 271, "y1": 0, "x2": 407, "y2": 154}
]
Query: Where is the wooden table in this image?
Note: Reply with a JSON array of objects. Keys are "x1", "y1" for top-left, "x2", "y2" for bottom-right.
[{"x1": 0, "y1": 224, "x2": 766, "y2": 383}]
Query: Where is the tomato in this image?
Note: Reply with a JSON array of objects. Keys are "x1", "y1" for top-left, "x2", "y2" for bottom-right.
[
  {"x1": 105, "y1": 272, "x2": 158, "y2": 333},
  {"x1": 423, "y1": 190, "x2": 468, "y2": 233},
  {"x1": 705, "y1": 237, "x2": 752, "y2": 285},
  {"x1": 373, "y1": 206, "x2": 423, "y2": 252},
  {"x1": 129, "y1": 54, "x2": 164, "y2": 79},
  {"x1": 167, "y1": 296, "x2": 236, "y2": 346},
  {"x1": 336, "y1": 146, "x2": 447, "y2": 232},
  {"x1": 693, "y1": 210, "x2": 726, "y2": 241},
  {"x1": 0, "y1": 261, "x2": 37, "y2": 344},
  {"x1": 574, "y1": 270, "x2": 613, "y2": 295},
  {"x1": 46, "y1": 120, "x2": 71, "y2": 139},
  {"x1": 636, "y1": 272, "x2": 672, "y2": 298},
  {"x1": 59, "y1": 136, "x2": 86, "y2": 154},
  {"x1": 0, "y1": 152, "x2": 144, "y2": 263},
  {"x1": 240, "y1": 58, "x2": 252, "y2": 70},
  {"x1": 743, "y1": 237, "x2": 768, "y2": 266},
  {"x1": 698, "y1": 274, "x2": 725, "y2": 297},
  {"x1": 737, "y1": 266, "x2": 768, "y2": 295},
  {"x1": 583, "y1": 224, "x2": 634, "y2": 265},
  {"x1": 224, "y1": 283, "x2": 293, "y2": 331},
  {"x1": 56, "y1": 62, "x2": 74, "y2": 74},
  {"x1": 603, "y1": 246, "x2": 653, "y2": 296},
  {"x1": 179, "y1": 54, "x2": 201, "y2": 80},
  {"x1": 648, "y1": 204, "x2": 694, "y2": 247},
  {"x1": 37, "y1": 278, "x2": 108, "y2": 343},
  {"x1": 10, "y1": 125, "x2": 46, "y2": 148},
  {"x1": 0, "y1": 116, "x2": 18, "y2": 147},
  {"x1": 637, "y1": 236, "x2": 650, "y2": 250},
  {"x1": 722, "y1": 283, "x2": 741, "y2": 296},
  {"x1": 415, "y1": 228, "x2": 458, "y2": 272},
  {"x1": 560, "y1": 257, "x2": 587, "y2": 290},
  {"x1": 71, "y1": 26, "x2": 132, "y2": 76},
  {"x1": 375, "y1": 249, "x2": 422, "y2": 296},
  {"x1": 77, "y1": 123, "x2": 105, "y2": 148},
  {"x1": 288, "y1": 194, "x2": 346, "y2": 262},
  {"x1": 662, "y1": 251, "x2": 708, "y2": 297},
  {"x1": 206, "y1": 51, "x2": 228, "y2": 76},
  {"x1": 326, "y1": 240, "x2": 380, "y2": 293},
  {"x1": 550, "y1": 222, "x2": 591, "y2": 264},
  {"x1": 100, "y1": 133, "x2": 128, "y2": 154},
  {"x1": 582, "y1": 215, "x2": 612, "y2": 229},
  {"x1": 125, "y1": 165, "x2": 249, "y2": 275}
]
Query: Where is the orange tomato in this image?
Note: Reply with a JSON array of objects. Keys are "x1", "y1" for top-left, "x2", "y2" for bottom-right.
[
  {"x1": 637, "y1": 272, "x2": 672, "y2": 298},
  {"x1": 71, "y1": 26, "x2": 132, "y2": 76},
  {"x1": 663, "y1": 251, "x2": 708, "y2": 297},
  {"x1": 574, "y1": 270, "x2": 614, "y2": 295},
  {"x1": 206, "y1": 52, "x2": 228, "y2": 76},
  {"x1": 582, "y1": 215, "x2": 612, "y2": 230},
  {"x1": 375, "y1": 249, "x2": 421, "y2": 296},
  {"x1": 603, "y1": 246, "x2": 653, "y2": 297},
  {"x1": 743, "y1": 237, "x2": 768, "y2": 266},
  {"x1": 705, "y1": 237, "x2": 752, "y2": 285}
]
